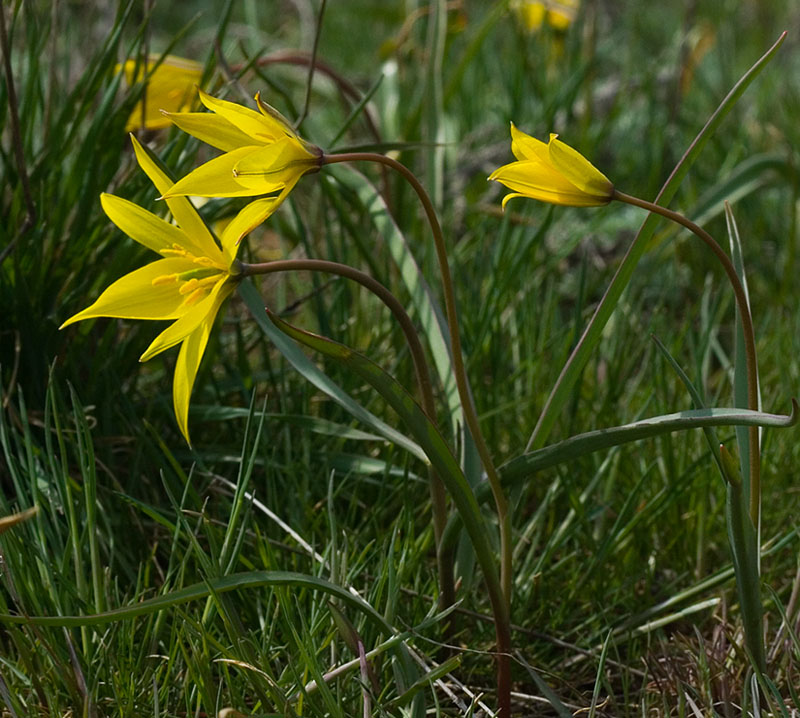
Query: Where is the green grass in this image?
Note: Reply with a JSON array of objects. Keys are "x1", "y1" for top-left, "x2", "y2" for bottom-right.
[{"x1": 2, "y1": 0, "x2": 800, "y2": 715}]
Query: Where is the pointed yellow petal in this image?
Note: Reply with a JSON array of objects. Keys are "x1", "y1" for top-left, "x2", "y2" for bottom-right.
[
  {"x1": 509, "y1": 123, "x2": 549, "y2": 163},
  {"x1": 219, "y1": 183, "x2": 298, "y2": 264},
  {"x1": 547, "y1": 136, "x2": 613, "y2": 199},
  {"x1": 229, "y1": 138, "x2": 307, "y2": 193},
  {"x1": 500, "y1": 192, "x2": 526, "y2": 209},
  {"x1": 198, "y1": 89, "x2": 283, "y2": 143},
  {"x1": 130, "y1": 135, "x2": 221, "y2": 259},
  {"x1": 163, "y1": 146, "x2": 264, "y2": 198},
  {"x1": 100, "y1": 193, "x2": 188, "y2": 254},
  {"x1": 140, "y1": 277, "x2": 230, "y2": 361},
  {"x1": 172, "y1": 282, "x2": 235, "y2": 445},
  {"x1": 59, "y1": 258, "x2": 199, "y2": 328},
  {"x1": 490, "y1": 159, "x2": 602, "y2": 206},
  {"x1": 254, "y1": 92, "x2": 298, "y2": 137},
  {"x1": 163, "y1": 111, "x2": 256, "y2": 152}
]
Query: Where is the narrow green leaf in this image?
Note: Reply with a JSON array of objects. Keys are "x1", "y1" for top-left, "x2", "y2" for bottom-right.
[
  {"x1": 724, "y1": 202, "x2": 758, "y2": 494},
  {"x1": 501, "y1": 402, "x2": 797, "y2": 490},
  {"x1": 266, "y1": 310, "x2": 504, "y2": 618},
  {"x1": 240, "y1": 279, "x2": 427, "y2": 463}
]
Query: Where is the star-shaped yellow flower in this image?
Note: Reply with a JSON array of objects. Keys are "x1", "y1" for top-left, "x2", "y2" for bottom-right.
[
  {"x1": 121, "y1": 55, "x2": 203, "y2": 132},
  {"x1": 489, "y1": 123, "x2": 613, "y2": 208},
  {"x1": 161, "y1": 89, "x2": 323, "y2": 244},
  {"x1": 61, "y1": 135, "x2": 249, "y2": 445}
]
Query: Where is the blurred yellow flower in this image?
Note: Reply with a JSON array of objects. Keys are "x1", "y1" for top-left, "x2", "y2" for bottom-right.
[
  {"x1": 488, "y1": 123, "x2": 612, "y2": 208},
  {"x1": 61, "y1": 136, "x2": 248, "y2": 445},
  {"x1": 162, "y1": 90, "x2": 323, "y2": 243},
  {"x1": 121, "y1": 55, "x2": 203, "y2": 132},
  {"x1": 511, "y1": 0, "x2": 578, "y2": 32}
]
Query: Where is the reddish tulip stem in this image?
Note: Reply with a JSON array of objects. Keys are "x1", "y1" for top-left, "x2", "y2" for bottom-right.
[
  {"x1": 613, "y1": 190, "x2": 760, "y2": 527},
  {"x1": 239, "y1": 258, "x2": 455, "y2": 612},
  {"x1": 322, "y1": 152, "x2": 512, "y2": 718}
]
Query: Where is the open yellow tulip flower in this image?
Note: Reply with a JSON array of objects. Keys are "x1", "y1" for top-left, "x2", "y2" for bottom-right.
[
  {"x1": 489, "y1": 123, "x2": 613, "y2": 208},
  {"x1": 161, "y1": 89, "x2": 323, "y2": 243},
  {"x1": 61, "y1": 135, "x2": 247, "y2": 445},
  {"x1": 121, "y1": 55, "x2": 203, "y2": 132}
]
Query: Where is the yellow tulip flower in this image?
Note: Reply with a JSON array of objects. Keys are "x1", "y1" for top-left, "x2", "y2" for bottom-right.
[
  {"x1": 61, "y1": 135, "x2": 249, "y2": 445},
  {"x1": 161, "y1": 89, "x2": 323, "y2": 242},
  {"x1": 488, "y1": 123, "x2": 613, "y2": 208},
  {"x1": 511, "y1": 0, "x2": 578, "y2": 32},
  {"x1": 121, "y1": 55, "x2": 203, "y2": 132}
]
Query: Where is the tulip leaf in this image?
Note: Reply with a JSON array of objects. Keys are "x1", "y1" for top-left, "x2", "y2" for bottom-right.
[
  {"x1": 0, "y1": 568, "x2": 421, "y2": 688},
  {"x1": 504, "y1": 402, "x2": 797, "y2": 492},
  {"x1": 265, "y1": 309, "x2": 504, "y2": 610},
  {"x1": 724, "y1": 203, "x2": 758, "y2": 494},
  {"x1": 240, "y1": 279, "x2": 427, "y2": 463},
  {"x1": 0, "y1": 570, "x2": 389, "y2": 629},
  {"x1": 191, "y1": 406, "x2": 383, "y2": 442},
  {"x1": 441, "y1": 399, "x2": 798, "y2": 553}
]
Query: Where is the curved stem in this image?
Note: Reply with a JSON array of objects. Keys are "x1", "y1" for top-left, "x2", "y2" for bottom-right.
[
  {"x1": 612, "y1": 190, "x2": 760, "y2": 528},
  {"x1": 322, "y1": 152, "x2": 512, "y2": 717},
  {"x1": 239, "y1": 258, "x2": 454, "y2": 610}
]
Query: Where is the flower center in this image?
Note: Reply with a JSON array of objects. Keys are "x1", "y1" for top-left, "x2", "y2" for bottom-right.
[{"x1": 152, "y1": 249, "x2": 225, "y2": 307}]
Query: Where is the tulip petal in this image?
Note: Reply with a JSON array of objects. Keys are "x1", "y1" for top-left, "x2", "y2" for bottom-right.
[
  {"x1": 229, "y1": 138, "x2": 304, "y2": 193},
  {"x1": 100, "y1": 193, "x2": 188, "y2": 254},
  {"x1": 254, "y1": 92, "x2": 298, "y2": 138},
  {"x1": 140, "y1": 277, "x2": 230, "y2": 361},
  {"x1": 509, "y1": 123, "x2": 549, "y2": 163},
  {"x1": 548, "y1": 135, "x2": 613, "y2": 198},
  {"x1": 122, "y1": 56, "x2": 202, "y2": 132},
  {"x1": 220, "y1": 196, "x2": 279, "y2": 263},
  {"x1": 60, "y1": 258, "x2": 199, "y2": 327},
  {"x1": 163, "y1": 146, "x2": 264, "y2": 198},
  {"x1": 171, "y1": 282, "x2": 234, "y2": 445},
  {"x1": 198, "y1": 89, "x2": 284, "y2": 143},
  {"x1": 489, "y1": 159, "x2": 597, "y2": 206},
  {"x1": 163, "y1": 111, "x2": 256, "y2": 152},
  {"x1": 130, "y1": 136, "x2": 222, "y2": 260},
  {"x1": 219, "y1": 178, "x2": 301, "y2": 263}
]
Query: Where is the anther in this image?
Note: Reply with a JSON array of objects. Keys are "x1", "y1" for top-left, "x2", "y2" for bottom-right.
[{"x1": 152, "y1": 273, "x2": 179, "y2": 286}]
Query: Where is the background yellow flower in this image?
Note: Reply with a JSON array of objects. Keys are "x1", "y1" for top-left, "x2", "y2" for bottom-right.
[{"x1": 121, "y1": 55, "x2": 203, "y2": 132}]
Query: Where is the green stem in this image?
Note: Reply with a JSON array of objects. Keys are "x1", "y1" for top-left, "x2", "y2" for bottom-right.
[
  {"x1": 612, "y1": 190, "x2": 760, "y2": 528},
  {"x1": 239, "y1": 258, "x2": 454, "y2": 611},
  {"x1": 321, "y1": 152, "x2": 512, "y2": 717}
]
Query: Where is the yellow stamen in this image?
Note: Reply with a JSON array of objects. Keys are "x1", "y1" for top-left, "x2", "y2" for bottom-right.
[
  {"x1": 179, "y1": 278, "x2": 199, "y2": 295},
  {"x1": 152, "y1": 273, "x2": 179, "y2": 286},
  {"x1": 183, "y1": 287, "x2": 207, "y2": 306},
  {"x1": 161, "y1": 243, "x2": 190, "y2": 258},
  {"x1": 180, "y1": 273, "x2": 220, "y2": 298}
]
